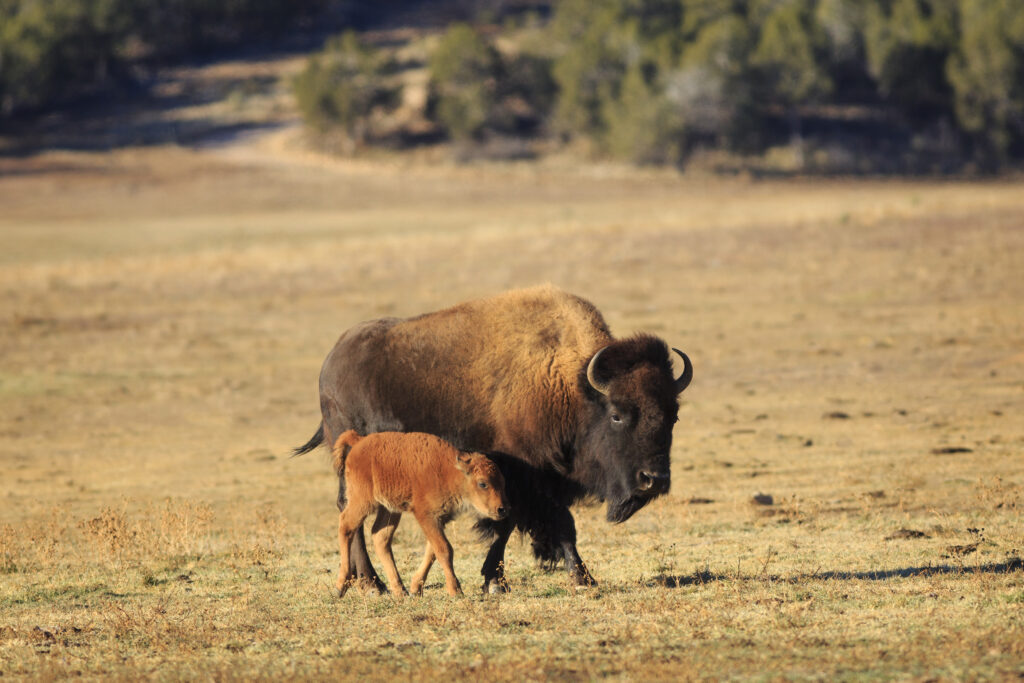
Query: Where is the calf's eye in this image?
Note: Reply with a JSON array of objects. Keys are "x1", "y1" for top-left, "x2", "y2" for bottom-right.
[{"x1": 478, "y1": 482, "x2": 488, "y2": 489}]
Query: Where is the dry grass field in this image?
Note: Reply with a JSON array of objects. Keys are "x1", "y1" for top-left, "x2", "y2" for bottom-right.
[{"x1": 2, "y1": 126, "x2": 1023, "y2": 680}]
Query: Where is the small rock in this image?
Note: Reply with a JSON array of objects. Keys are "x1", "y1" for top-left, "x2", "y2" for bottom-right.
[
  {"x1": 885, "y1": 528, "x2": 929, "y2": 540},
  {"x1": 944, "y1": 543, "x2": 978, "y2": 557},
  {"x1": 751, "y1": 493, "x2": 774, "y2": 506}
]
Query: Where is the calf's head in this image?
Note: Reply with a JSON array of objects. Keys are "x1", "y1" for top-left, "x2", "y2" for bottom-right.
[
  {"x1": 456, "y1": 452, "x2": 509, "y2": 521},
  {"x1": 576, "y1": 335, "x2": 692, "y2": 524}
]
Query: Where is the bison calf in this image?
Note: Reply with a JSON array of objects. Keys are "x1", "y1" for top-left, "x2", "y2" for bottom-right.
[{"x1": 332, "y1": 430, "x2": 508, "y2": 597}]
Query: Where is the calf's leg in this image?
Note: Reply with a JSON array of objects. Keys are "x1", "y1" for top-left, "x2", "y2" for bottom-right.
[
  {"x1": 415, "y1": 513, "x2": 461, "y2": 596},
  {"x1": 370, "y1": 510, "x2": 407, "y2": 596},
  {"x1": 409, "y1": 542, "x2": 435, "y2": 595}
]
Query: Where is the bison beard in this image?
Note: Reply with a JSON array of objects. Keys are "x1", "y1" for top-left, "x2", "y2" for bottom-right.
[{"x1": 294, "y1": 286, "x2": 692, "y2": 592}]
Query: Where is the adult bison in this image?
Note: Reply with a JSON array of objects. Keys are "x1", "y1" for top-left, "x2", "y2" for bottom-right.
[{"x1": 293, "y1": 285, "x2": 692, "y2": 592}]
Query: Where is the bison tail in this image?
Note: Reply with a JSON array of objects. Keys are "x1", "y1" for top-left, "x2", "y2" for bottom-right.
[
  {"x1": 291, "y1": 422, "x2": 324, "y2": 458},
  {"x1": 331, "y1": 429, "x2": 362, "y2": 476}
]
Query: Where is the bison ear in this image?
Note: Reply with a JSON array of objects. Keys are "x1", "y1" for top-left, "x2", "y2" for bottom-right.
[{"x1": 455, "y1": 452, "x2": 473, "y2": 473}]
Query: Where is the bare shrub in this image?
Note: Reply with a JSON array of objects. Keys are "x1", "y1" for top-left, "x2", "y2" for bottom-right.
[
  {"x1": 155, "y1": 498, "x2": 214, "y2": 558},
  {"x1": 230, "y1": 503, "x2": 287, "y2": 579},
  {"x1": 78, "y1": 505, "x2": 138, "y2": 564}
]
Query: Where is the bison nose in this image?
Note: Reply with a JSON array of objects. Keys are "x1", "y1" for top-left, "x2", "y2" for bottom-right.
[
  {"x1": 637, "y1": 470, "x2": 670, "y2": 494},
  {"x1": 495, "y1": 506, "x2": 508, "y2": 519}
]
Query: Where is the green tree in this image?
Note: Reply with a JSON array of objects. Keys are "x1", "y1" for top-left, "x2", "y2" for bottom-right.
[
  {"x1": 0, "y1": 0, "x2": 130, "y2": 114},
  {"x1": 947, "y1": 0, "x2": 1024, "y2": 163},
  {"x1": 814, "y1": 0, "x2": 875, "y2": 101},
  {"x1": 548, "y1": 0, "x2": 689, "y2": 144},
  {"x1": 427, "y1": 23, "x2": 501, "y2": 141},
  {"x1": 548, "y1": 0, "x2": 627, "y2": 137},
  {"x1": 750, "y1": 0, "x2": 833, "y2": 163},
  {"x1": 668, "y1": 13, "x2": 756, "y2": 152},
  {"x1": 863, "y1": 0, "x2": 958, "y2": 121},
  {"x1": 292, "y1": 31, "x2": 399, "y2": 149},
  {"x1": 680, "y1": 0, "x2": 749, "y2": 40},
  {"x1": 602, "y1": 60, "x2": 682, "y2": 163}
]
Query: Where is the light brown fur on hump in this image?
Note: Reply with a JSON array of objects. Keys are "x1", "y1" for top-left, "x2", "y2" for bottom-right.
[{"x1": 386, "y1": 285, "x2": 615, "y2": 456}]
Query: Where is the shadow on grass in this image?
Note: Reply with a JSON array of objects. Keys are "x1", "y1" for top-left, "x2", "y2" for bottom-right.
[{"x1": 650, "y1": 557, "x2": 1024, "y2": 588}]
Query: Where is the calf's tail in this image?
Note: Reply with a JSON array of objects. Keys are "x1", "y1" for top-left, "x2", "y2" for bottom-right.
[
  {"x1": 291, "y1": 422, "x2": 324, "y2": 458},
  {"x1": 331, "y1": 429, "x2": 362, "y2": 476}
]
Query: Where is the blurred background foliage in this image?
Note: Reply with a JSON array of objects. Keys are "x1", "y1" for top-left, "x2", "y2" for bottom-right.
[
  {"x1": 0, "y1": 0, "x2": 326, "y2": 112},
  {"x1": 3, "y1": 0, "x2": 1023, "y2": 171}
]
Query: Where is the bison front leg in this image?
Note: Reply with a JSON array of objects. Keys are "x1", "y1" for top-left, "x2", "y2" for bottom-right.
[
  {"x1": 551, "y1": 506, "x2": 596, "y2": 588},
  {"x1": 480, "y1": 518, "x2": 514, "y2": 594},
  {"x1": 336, "y1": 501, "x2": 374, "y2": 597}
]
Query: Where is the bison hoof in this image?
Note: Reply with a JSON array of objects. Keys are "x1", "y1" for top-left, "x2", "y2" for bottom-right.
[
  {"x1": 356, "y1": 577, "x2": 386, "y2": 595},
  {"x1": 571, "y1": 573, "x2": 597, "y2": 588},
  {"x1": 485, "y1": 579, "x2": 510, "y2": 594}
]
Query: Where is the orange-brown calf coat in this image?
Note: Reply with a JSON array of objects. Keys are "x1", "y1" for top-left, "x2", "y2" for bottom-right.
[{"x1": 332, "y1": 430, "x2": 508, "y2": 597}]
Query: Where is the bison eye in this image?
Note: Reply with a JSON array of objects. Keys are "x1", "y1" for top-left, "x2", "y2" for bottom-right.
[
  {"x1": 610, "y1": 413, "x2": 623, "y2": 424},
  {"x1": 478, "y1": 481, "x2": 488, "y2": 489}
]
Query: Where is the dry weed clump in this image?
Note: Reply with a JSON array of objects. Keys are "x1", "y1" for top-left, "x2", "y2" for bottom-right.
[
  {"x1": 154, "y1": 498, "x2": 214, "y2": 558},
  {"x1": 75, "y1": 499, "x2": 214, "y2": 567},
  {"x1": 78, "y1": 504, "x2": 138, "y2": 563},
  {"x1": 0, "y1": 524, "x2": 18, "y2": 573},
  {"x1": 229, "y1": 503, "x2": 288, "y2": 579},
  {"x1": 99, "y1": 594, "x2": 182, "y2": 649},
  {"x1": 1, "y1": 507, "x2": 72, "y2": 572}
]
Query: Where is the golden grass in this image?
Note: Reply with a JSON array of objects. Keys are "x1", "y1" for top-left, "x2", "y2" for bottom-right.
[{"x1": 1, "y1": 141, "x2": 1023, "y2": 680}]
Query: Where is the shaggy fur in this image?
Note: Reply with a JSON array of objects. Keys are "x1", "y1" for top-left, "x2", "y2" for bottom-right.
[
  {"x1": 332, "y1": 430, "x2": 507, "y2": 597},
  {"x1": 295, "y1": 285, "x2": 692, "y2": 592}
]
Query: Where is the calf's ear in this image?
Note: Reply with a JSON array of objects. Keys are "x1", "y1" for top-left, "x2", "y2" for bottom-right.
[{"x1": 454, "y1": 452, "x2": 473, "y2": 473}]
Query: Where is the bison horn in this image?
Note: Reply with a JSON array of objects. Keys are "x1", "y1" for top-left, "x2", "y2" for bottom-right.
[
  {"x1": 672, "y1": 348, "x2": 693, "y2": 394},
  {"x1": 586, "y1": 347, "x2": 611, "y2": 396}
]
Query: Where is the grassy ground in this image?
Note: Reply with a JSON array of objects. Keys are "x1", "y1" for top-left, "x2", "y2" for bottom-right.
[{"x1": 1, "y1": 136, "x2": 1023, "y2": 680}]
